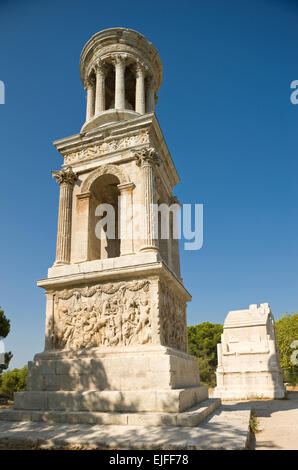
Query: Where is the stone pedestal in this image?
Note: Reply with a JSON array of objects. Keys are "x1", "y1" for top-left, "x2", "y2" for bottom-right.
[
  {"x1": 214, "y1": 303, "x2": 286, "y2": 400},
  {"x1": 15, "y1": 345, "x2": 208, "y2": 425},
  {"x1": 11, "y1": 258, "x2": 214, "y2": 426}
]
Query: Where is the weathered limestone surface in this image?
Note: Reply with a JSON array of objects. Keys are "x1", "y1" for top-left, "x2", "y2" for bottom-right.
[
  {"x1": 27, "y1": 347, "x2": 200, "y2": 392},
  {"x1": 0, "y1": 400, "x2": 220, "y2": 428},
  {"x1": 214, "y1": 303, "x2": 286, "y2": 400},
  {"x1": 0, "y1": 405, "x2": 251, "y2": 449},
  {"x1": 6, "y1": 28, "x2": 212, "y2": 429}
]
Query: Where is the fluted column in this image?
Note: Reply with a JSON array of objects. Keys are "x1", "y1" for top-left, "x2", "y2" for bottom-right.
[
  {"x1": 135, "y1": 147, "x2": 160, "y2": 252},
  {"x1": 114, "y1": 55, "x2": 126, "y2": 109},
  {"x1": 169, "y1": 195, "x2": 181, "y2": 277},
  {"x1": 52, "y1": 167, "x2": 78, "y2": 265},
  {"x1": 85, "y1": 78, "x2": 95, "y2": 121},
  {"x1": 95, "y1": 61, "x2": 106, "y2": 115},
  {"x1": 146, "y1": 77, "x2": 155, "y2": 113},
  {"x1": 167, "y1": 208, "x2": 174, "y2": 271},
  {"x1": 135, "y1": 62, "x2": 146, "y2": 114}
]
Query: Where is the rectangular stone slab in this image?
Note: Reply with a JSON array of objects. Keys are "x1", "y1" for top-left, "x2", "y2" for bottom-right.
[
  {"x1": 0, "y1": 398, "x2": 220, "y2": 427},
  {"x1": 27, "y1": 346, "x2": 201, "y2": 392},
  {"x1": 0, "y1": 404, "x2": 251, "y2": 450},
  {"x1": 14, "y1": 386, "x2": 208, "y2": 413}
]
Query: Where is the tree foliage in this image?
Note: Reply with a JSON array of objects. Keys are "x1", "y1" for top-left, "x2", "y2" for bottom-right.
[
  {"x1": 187, "y1": 322, "x2": 223, "y2": 386},
  {"x1": 0, "y1": 366, "x2": 27, "y2": 400},
  {"x1": 0, "y1": 352, "x2": 13, "y2": 376},
  {"x1": 0, "y1": 307, "x2": 12, "y2": 375},
  {"x1": 275, "y1": 313, "x2": 298, "y2": 385},
  {"x1": 0, "y1": 308, "x2": 10, "y2": 339}
]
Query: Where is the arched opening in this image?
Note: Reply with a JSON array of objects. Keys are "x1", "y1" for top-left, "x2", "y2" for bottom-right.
[{"x1": 89, "y1": 173, "x2": 120, "y2": 260}]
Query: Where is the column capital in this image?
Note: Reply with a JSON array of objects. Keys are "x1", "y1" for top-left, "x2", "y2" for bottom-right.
[
  {"x1": 95, "y1": 59, "x2": 107, "y2": 76},
  {"x1": 113, "y1": 53, "x2": 128, "y2": 67},
  {"x1": 52, "y1": 167, "x2": 78, "y2": 186},
  {"x1": 135, "y1": 61, "x2": 146, "y2": 77},
  {"x1": 134, "y1": 147, "x2": 161, "y2": 168},
  {"x1": 83, "y1": 76, "x2": 95, "y2": 91},
  {"x1": 169, "y1": 194, "x2": 181, "y2": 207}
]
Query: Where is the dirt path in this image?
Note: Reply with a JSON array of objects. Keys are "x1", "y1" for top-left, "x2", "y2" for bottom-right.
[
  {"x1": 253, "y1": 391, "x2": 298, "y2": 450},
  {"x1": 219, "y1": 391, "x2": 298, "y2": 450}
]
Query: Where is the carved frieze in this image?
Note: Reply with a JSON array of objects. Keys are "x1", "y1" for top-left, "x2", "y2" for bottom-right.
[
  {"x1": 49, "y1": 280, "x2": 152, "y2": 350},
  {"x1": 159, "y1": 282, "x2": 187, "y2": 352},
  {"x1": 63, "y1": 130, "x2": 150, "y2": 165}
]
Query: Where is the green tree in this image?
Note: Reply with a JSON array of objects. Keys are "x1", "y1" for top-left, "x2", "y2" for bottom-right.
[
  {"x1": 0, "y1": 307, "x2": 13, "y2": 376},
  {"x1": 275, "y1": 313, "x2": 298, "y2": 385},
  {"x1": 187, "y1": 322, "x2": 223, "y2": 387},
  {"x1": 0, "y1": 308, "x2": 10, "y2": 339},
  {"x1": 0, "y1": 366, "x2": 27, "y2": 400}
]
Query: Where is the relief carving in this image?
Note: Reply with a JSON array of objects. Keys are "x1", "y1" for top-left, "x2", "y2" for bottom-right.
[
  {"x1": 64, "y1": 131, "x2": 150, "y2": 164},
  {"x1": 159, "y1": 282, "x2": 187, "y2": 352},
  {"x1": 50, "y1": 280, "x2": 152, "y2": 350}
]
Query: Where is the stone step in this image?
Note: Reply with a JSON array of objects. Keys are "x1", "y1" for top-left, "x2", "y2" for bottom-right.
[
  {"x1": 0, "y1": 404, "x2": 252, "y2": 450},
  {"x1": 0, "y1": 398, "x2": 220, "y2": 427},
  {"x1": 13, "y1": 386, "x2": 208, "y2": 413}
]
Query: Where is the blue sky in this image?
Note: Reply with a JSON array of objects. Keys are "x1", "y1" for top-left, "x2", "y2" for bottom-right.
[{"x1": 0, "y1": 0, "x2": 297, "y2": 368}]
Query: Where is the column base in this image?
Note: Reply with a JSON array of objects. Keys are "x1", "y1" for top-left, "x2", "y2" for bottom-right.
[
  {"x1": 81, "y1": 110, "x2": 141, "y2": 132},
  {"x1": 53, "y1": 261, "x2": 70, "y2": 267},
  {"x1": 139, "y1": 246, "x2": 159, "y2": 253}
]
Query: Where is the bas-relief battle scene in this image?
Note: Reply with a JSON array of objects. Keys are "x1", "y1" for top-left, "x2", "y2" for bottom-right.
[{"x1": 47, "y1": 279, "x2": 187, "y2": 352}]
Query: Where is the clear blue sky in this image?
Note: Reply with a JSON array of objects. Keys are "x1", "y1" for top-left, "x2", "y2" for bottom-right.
[{"x1": 0, "y1": 0, "x2": 297, "y2": 369}]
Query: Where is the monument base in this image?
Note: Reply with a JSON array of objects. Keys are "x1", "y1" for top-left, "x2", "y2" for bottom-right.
[
  {"x1": 0, "y1": 398, "x2": 220, "y2": 427},
  {"x1": 213, "y1": 386, "x2": 286, "y2": 401},
  {"x1": 27, "y1": 345, "x2": 201, "y2": 393},
  {"x1": 214, "y1": 370, "x2": 286, "y2": 400},
  {"x1": 2, "y1": 346, "x2": 218, "y2": 427}
]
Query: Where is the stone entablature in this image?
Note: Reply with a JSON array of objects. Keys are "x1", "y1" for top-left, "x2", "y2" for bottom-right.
[
  {"x1": 53, "y1": 114, "x2": 179, "y2": 191},
  {"x1": 63, "y1": 129, "x2": 150, "y2": 166}
]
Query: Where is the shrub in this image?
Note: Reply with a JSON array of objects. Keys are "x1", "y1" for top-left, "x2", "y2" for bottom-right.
[{"x1": 0, "y1": 366, "x2": 27, "y2": 400}]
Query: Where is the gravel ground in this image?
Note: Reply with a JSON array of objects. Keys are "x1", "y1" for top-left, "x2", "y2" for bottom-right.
[{"x1": 219, "y1": 390, "x2": 298, "y2": 450}]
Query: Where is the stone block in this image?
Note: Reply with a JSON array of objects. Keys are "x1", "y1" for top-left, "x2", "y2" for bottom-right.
[
  {"x1": 214, "y1": 303, "x2": 286, "y2": 400},
  {"x1": 14, "y1": 392, "x2": 48, "y2": 410},
  {"x1": 126, "y1": 412, "x2": 177, "y2": 426}
]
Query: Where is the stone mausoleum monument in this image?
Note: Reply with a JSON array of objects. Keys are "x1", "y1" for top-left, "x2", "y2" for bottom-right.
[
  {"x1": 214, "y1": 303, "x2": 286, "y2": 400},
  {"x1": 2, "y1": 28, "x2": 219, "y2": 427}
]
